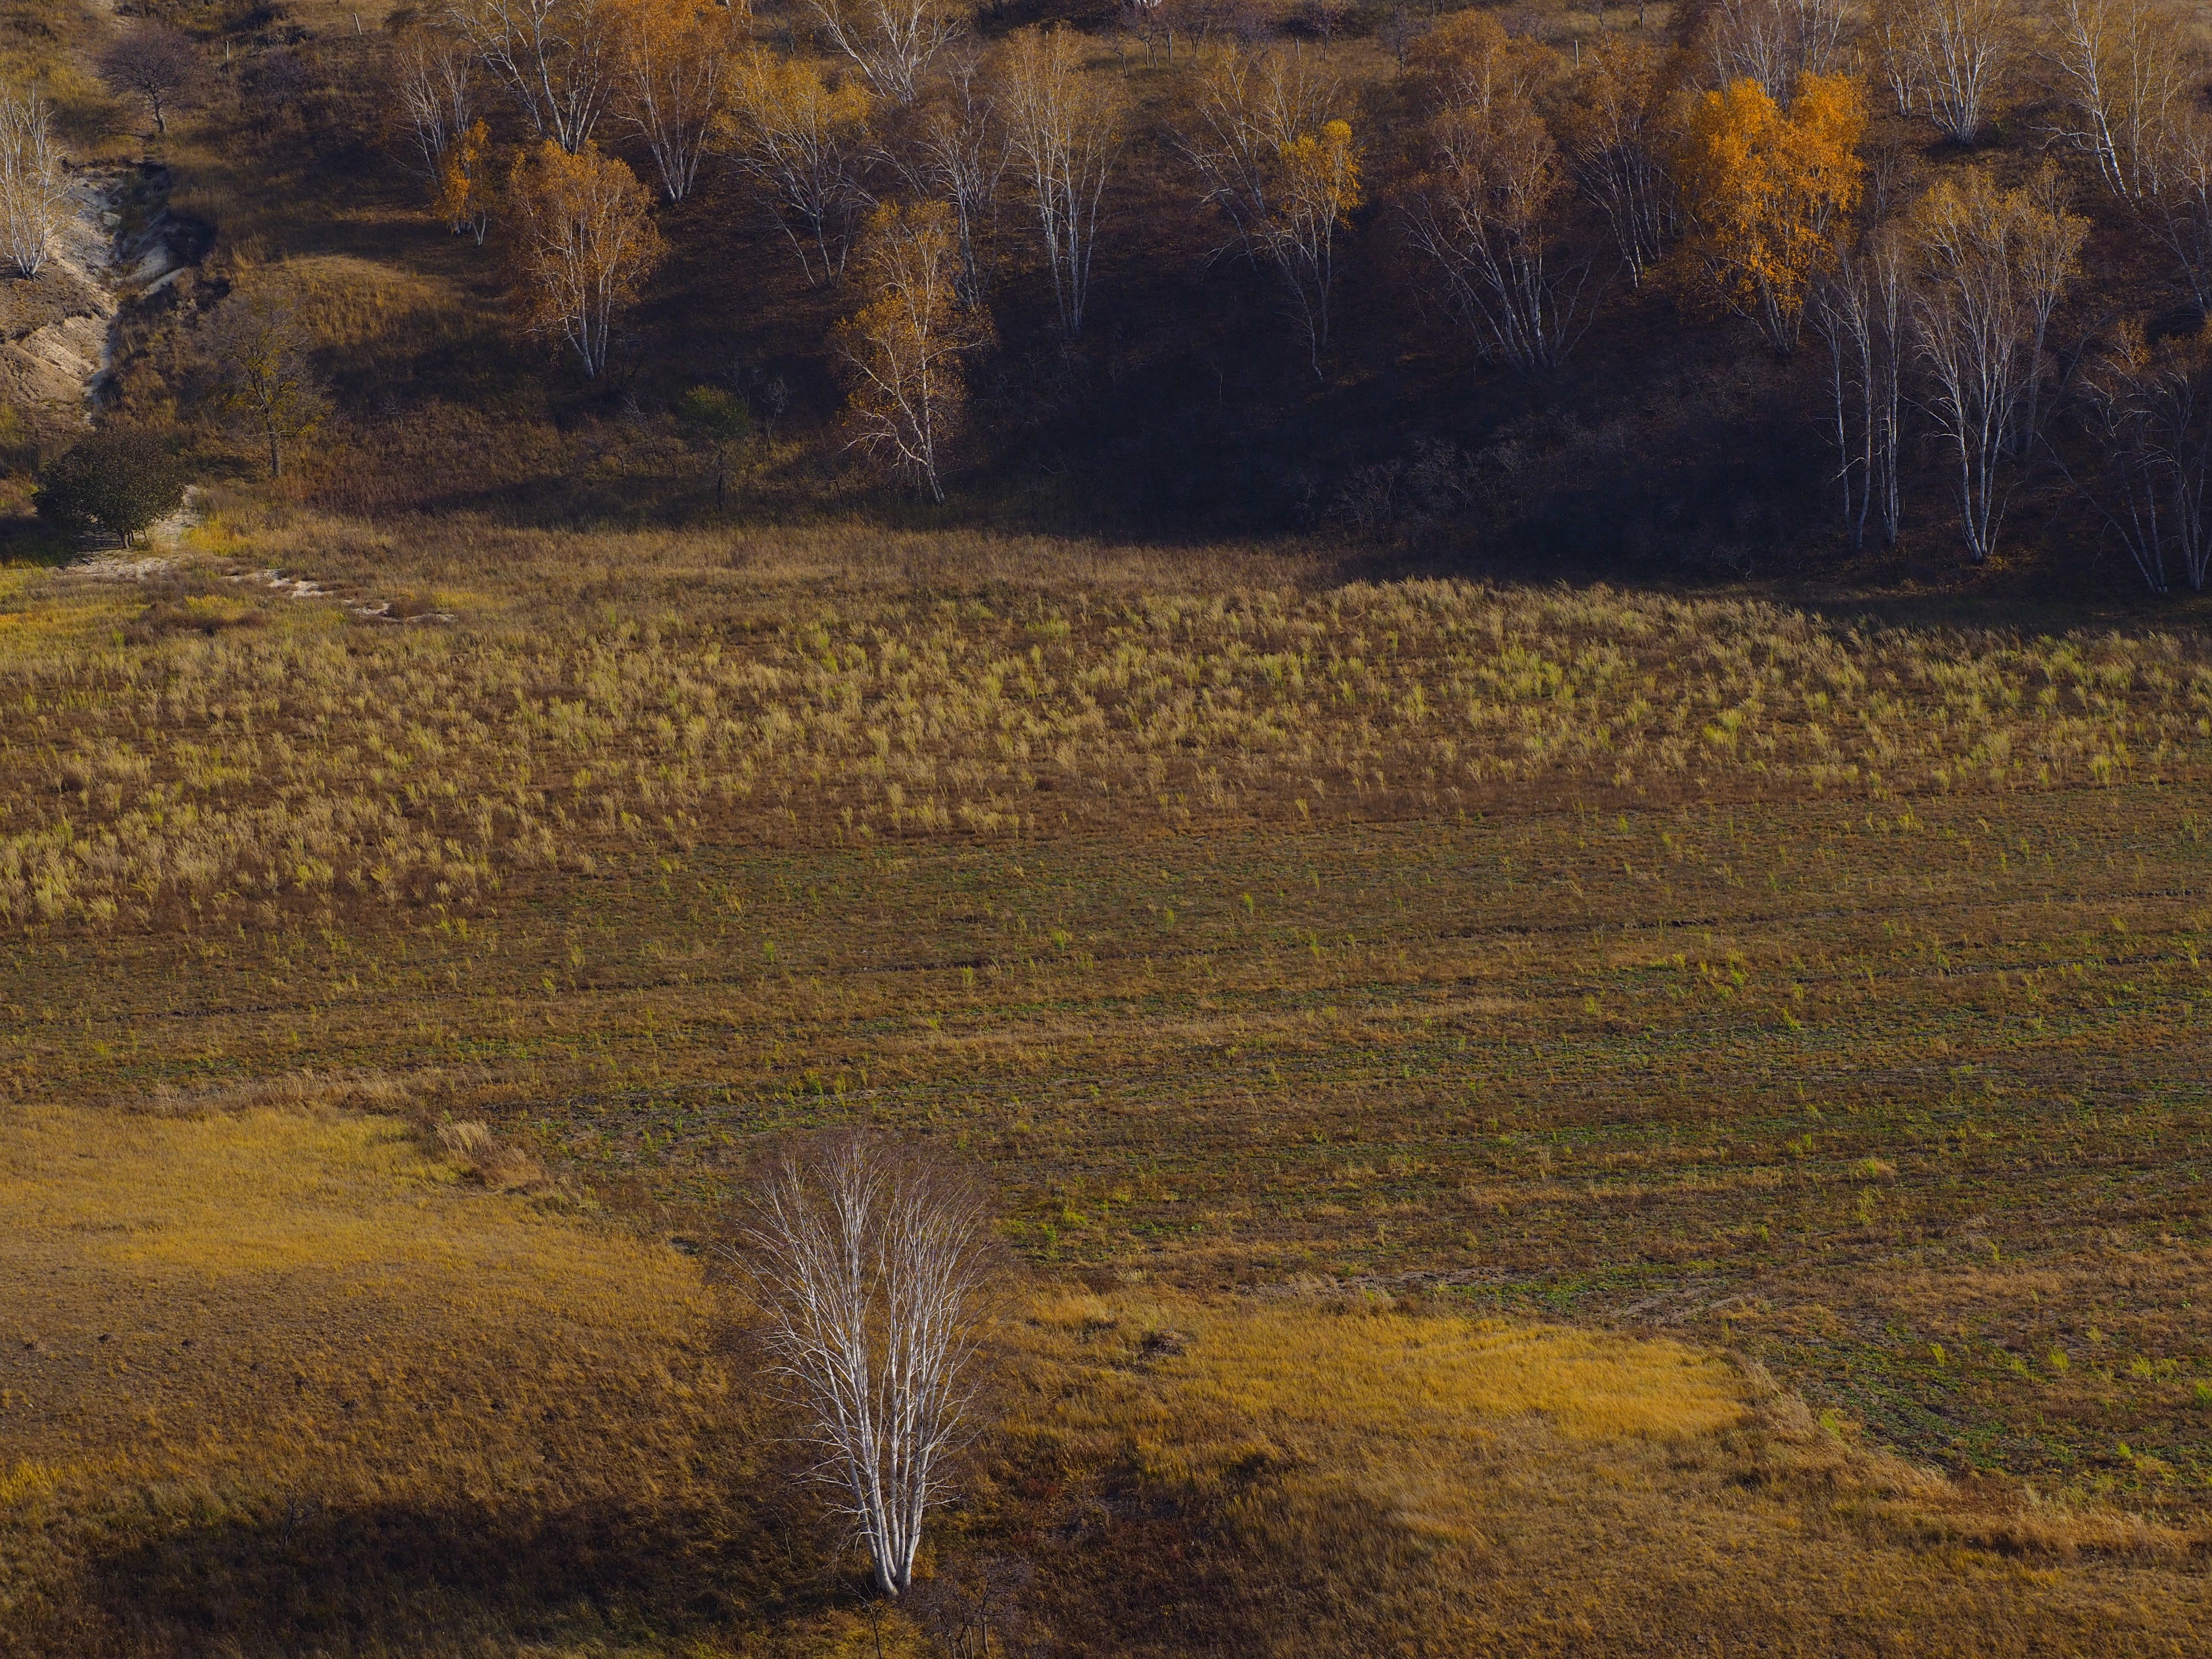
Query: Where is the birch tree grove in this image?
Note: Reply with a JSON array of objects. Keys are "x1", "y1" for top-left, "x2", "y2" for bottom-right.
[
  {"x1": 0, "y1": 87, "x2": 65, "y2": 280},
  {"x1": 996, "y1": 27, "x2": 1122, "y2": 340},
  {"x1": 738, "y1": 1133, "x2": 997, "y2": 1599}
]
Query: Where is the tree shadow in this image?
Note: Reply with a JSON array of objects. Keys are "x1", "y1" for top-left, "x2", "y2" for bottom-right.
[{"x1": 60, "y1": 1486, "x2": 816, "y2": 1658}]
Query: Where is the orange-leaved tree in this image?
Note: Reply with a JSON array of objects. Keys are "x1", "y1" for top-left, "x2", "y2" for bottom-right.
[
  {"x1": 725, "y1": 48, "x2": 874, "y2": 286},
  {"x1": 433, "y1": 118, "x2": 494, "y2": 242},
  {"x1": 1675, "y1": 71, "x2": 1865, "y2": 356},
  {"x1": 612, "y1": 0, "x2": 745, "y2": 203},
  {"x1": 503, "y1": 140, "x2": 665, "y2": 376},
  {"x1": 834, "y1": 200, "x2": 994, "y2": 503}
]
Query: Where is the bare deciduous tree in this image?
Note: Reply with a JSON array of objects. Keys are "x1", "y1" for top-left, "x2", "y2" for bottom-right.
[
  {"x1": 2069, "y1": 320, "x2": 2212, "y2": 593},
  {"x1": 807, "y1": 0, "x2": 960, "y2": 106},
  {"x1": 2012, "y1": 164, "x2": 2081, "y2": 456},
  {"x1": 890, "y1": 48, "x2": 1008, "y2": 311},
  {"x1": 1400, "y1": 79, "x2": 1594, "y2": 374},
  {"x1": 2088, "y1": 323, "x2": 2212, "y2": 593},
  {"x1": 0, "y1": 86, "x2": 66, "y2": 280},
  {"x1": 2149, "y1": 105, "x2": 2212, "y2": 312},
  {"x1": 2039, "y1": 0, "x2": 2190, "y2": 201},
  {"x1": 736, "y1": 1132, "x2": 998, "y2": 1598},
  {"x1": 1809, "y1": 228, "x2": 1908, "y2": 552},
  {"x1": 1703, "y1": 0, "x2": 1850, "y2": 104},
  {"x1": 1560, "y1": 36, "x2": 1676, "y2": 288},
  {"x1": 1868, "y1": 0, "x2": 1924, "y2": 117},
  {"x1": 996, "y1": 26, "x2": 1122, "y2": 339},
  {"x1": 726, "y1": 48, "x2": 875, "y2": 287},
  {"x1": 97, "y1": 26, "x2": 207, "y2": 140},
  {"x1": 443, "y1": 0, "x2": 621, "y2": 152},
  {"x1": 1119, "y1": 0, "x2": 1170, "y2": 69},
  {"x1": 1902, "y1": 0, "x2": 2013, "y2": 146}
]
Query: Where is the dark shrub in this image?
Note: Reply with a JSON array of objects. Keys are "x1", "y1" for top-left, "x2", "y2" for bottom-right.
[{"x1": 35, "y1": 429, "x2": 186, "y2": 547}]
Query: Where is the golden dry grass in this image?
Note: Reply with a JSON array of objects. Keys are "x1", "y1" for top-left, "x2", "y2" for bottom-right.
[
  {"x1": 18, "y1": 1094, "x2": 2201, "y2": 1659},
  {"x1": 0, "y1": 1088, "x2": 777, "y2": 1657},
  {"x1": 2, "y1": 516, "x2": 2206, "y2": 930},
  {"x1": 972, "y1": 1288, "x2": 2212, "y2": 1656},
  {"x1": 2, "y1": 518, "x2": 2210, "y2": 1652}
]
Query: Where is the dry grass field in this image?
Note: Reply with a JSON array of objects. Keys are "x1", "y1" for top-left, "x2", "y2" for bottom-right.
[
  {"x1": 0, "y1": 518, "x2": 2209, "y2": 1652},
  {"x1": 6, "y1": 0, "x2": 2212, "y2": 1643}
]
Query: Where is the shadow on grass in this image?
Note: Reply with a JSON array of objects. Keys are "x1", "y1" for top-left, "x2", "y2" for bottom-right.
[{"x1": 56, "y1": 1489, "x2": 819, "y2": 1658}]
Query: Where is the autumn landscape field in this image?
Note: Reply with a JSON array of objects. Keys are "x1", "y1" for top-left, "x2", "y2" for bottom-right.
[{"x1": 3, "y1": 0, "x2": 2212, "y2": 1653}]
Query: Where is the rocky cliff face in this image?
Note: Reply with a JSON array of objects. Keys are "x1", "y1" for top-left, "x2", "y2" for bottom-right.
[{"x1": 0, "y1": 163, "x2": 208, "y2": 435}]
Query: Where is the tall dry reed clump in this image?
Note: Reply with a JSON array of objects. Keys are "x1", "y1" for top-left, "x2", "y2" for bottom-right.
[{"x1": 1, "y1": 522, "x2": 2208, "y2": 930}]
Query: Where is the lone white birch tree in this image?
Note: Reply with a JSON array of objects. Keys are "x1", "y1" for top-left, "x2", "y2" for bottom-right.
[{"x1": 738, "y1": 1133, "x2": 998, "y2": 1599}]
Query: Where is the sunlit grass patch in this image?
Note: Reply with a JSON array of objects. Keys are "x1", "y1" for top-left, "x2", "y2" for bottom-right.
[
  {"x1": 1015, "y1": 1293, "x2": 1747, "y2": 1515},
  {"x1": 1178, "y1": 1303, "x2": 1750, "y2": 1445},
  {"x1": 0, "y1": 1094, "x2": 757, "y2": 1654},
  {"x1": 0, "y1": 573, "x2": 136, "y2": 665},
  {"x1": 996, "y1": 1291, "x2": 2212, "y2": 1655}
]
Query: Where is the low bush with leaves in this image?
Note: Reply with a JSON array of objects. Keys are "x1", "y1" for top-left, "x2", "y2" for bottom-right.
[{"x1": 33, "y1": 429, "x2": 186, "y2": 547}]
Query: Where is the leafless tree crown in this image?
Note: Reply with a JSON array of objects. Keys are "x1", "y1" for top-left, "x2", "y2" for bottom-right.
[
  {"x1": 0, "y1": 87, "x2": 65, "y2": 279},
  {"x1": 736, "y1": 1132, "x2": 997, "y2": 1599}
]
